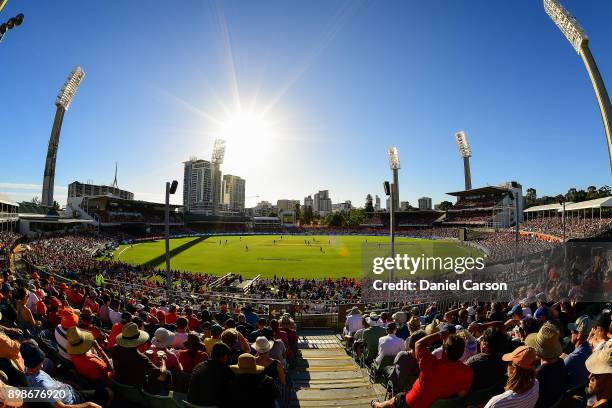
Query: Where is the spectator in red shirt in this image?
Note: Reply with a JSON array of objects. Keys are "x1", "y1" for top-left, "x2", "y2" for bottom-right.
[
  {"x1": 83, "y1": 292, "x2": 100, "y2": 316},
  {"x1": 67, "y1": 327, "x2": 113, "y2": 385},
  {"x1": 65, "y1": 283, "x2": 84, "y2": 308},
  {"x1": 373, "y1": 329, "x2": 473, "y2": 408},
  {"x1": 165, "y1": 305, "x2": 178, "y2": 325},
  {"x1": 178, "y1": 333, "x2": 208, "y2": 374},
  {"x1": 78, "y1": 307, "x2": 107, "y2": 347},
  {"x1": 107, "y1": 312, "x2": 133, "y2": 349}
]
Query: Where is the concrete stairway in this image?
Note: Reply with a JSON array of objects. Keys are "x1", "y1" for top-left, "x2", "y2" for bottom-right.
[{"x1": 289, "y1": 330, "x2": 381, "y2": 407}]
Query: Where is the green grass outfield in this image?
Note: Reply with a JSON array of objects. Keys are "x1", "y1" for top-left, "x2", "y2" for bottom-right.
[{"x1": 111, "y1": 235, "x2": 479, "y2": 279}]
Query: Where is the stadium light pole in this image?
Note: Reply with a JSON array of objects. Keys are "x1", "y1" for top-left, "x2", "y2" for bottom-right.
[
  {"x1": 165, "y1": 180, "x2": 178, "y2": 291},
  {"x1": 389, "y1": 147, "x2": 400, "y2": 211},
  {"x1": 386, "y1": 147, "x2": 400, "y2": 312},
  {"x1": 544, "y1": 0, "x2": 612, "y2": 172},
  {"x1": 41, "y1": 66, "x2": 85, "y2": 207},
  {"x1": 383, "y1": 181, "x2": 394, "y2": 313},
  {"x1": 507, "y1": 190, "x2": 519, "y2": 273},
  {"x1": 0, "y1": 12, "x2": 24, "y2": 43},
  {"x1": 558, "y1": 196, "x2": 566, "y2": 242},
  {"x1": 455, "y1": 131, "x2": 472, "y2": 190}
]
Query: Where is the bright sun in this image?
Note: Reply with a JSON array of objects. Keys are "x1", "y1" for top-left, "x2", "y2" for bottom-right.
[{"x1": 217, "y1": 111, "x2": 276, "y2": 145}]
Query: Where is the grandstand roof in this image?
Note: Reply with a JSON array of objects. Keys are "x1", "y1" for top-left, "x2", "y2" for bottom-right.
[
  {"x1": 563, "y1": 196, "x2": 612, "y2": 211},
  {"x1": 523, "y1": 203, "x2": 566, "y2": 213},
  {"x1": 18, "y1": 202, "x2": 60, "y2": 217},
  {"x1": 446, "y1": 186, "x2": 507, "y2": 197},
  {"x1": 85, "y1": 195, "x2": 181, "y2": 209}
]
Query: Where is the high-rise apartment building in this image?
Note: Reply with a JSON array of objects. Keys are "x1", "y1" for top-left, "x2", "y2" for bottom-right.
[
  {"x1": 222, "y1": 175, "x2": 246, "y2": 212},
  {"x1": 313, "y1": 190, "x2": 332, "y2": 216},
  {"x1": 183, "y1": 158, "x2": 213, "y2": 214},
  {"x1": 277, "y1": 199, "x2": 300, "y2": 211},
  {"x1": 418, "y1": 197, "x2": 432, "y2": 210}
]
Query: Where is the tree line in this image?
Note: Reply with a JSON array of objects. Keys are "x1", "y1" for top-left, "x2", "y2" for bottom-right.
[{"x1": 525, "y1": 185, "x2": 611, "y2": 208}]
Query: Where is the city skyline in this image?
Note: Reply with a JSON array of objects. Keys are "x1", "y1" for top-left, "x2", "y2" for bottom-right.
[{"x1": 1, "y1": 1, "x2": 611, "y2": 208}]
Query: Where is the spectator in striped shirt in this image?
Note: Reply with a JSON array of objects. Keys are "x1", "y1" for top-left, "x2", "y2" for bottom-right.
[{"x1": 485, "y1": 346, "x2": 539, "y2": 408}]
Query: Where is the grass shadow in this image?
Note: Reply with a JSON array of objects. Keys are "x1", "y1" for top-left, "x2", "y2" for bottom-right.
[{"x1": 142, "y1": 235, "x2": 209, "y2": 267}]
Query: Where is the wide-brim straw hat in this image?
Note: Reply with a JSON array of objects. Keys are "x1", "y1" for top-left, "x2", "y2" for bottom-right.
[
  {"x1": 585, "y1": 348, "x2": 612, "y2": 375},
  {"x1": 408, "y1": 316, "x2": 421, "y2": 333},
  {"x1": 347, "y1": 306, "x2": 361, "y2": 316},
  {"x1": 116, "y1": 322, "x2": 150, "y2": 348},
  {"x1": 366, "y1": 313, "x2": 383, "y2": 327},
  {"x1": 151, "y1": 327, "x2": 175, "y2": 348},
  {"x1": 525, "y1": 322, "x2": 562, "y2": 359},
  {"x1": 252, "y1": 336, "x2": 274, "y2": 353},
  {"x1": 230, "y1": 353, "x2": 264, "y2": 374},
  {"x1": 67, "y1": 327, "x2": 94, "y2": 355}
]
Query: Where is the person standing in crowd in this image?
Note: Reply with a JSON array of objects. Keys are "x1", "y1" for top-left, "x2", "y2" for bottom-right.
[
  {"x1": 55, "y1": 308, "x2": 79, "y2": 361},
  {"x1": 112, "y1": 323, "x2": 168, "y2": 393},
  {"x1": 229, "y1": 353, "x2": 278, "y2": 408},
  {"x1": 177, "y1": 333, "x2": 208, "y2": 374},
  {"x1": 187, "y1": 342, "x2": 235, "y2": 408},
  {"x1": 253, "y1": 336, "x2": 286, "y2": 385},
  {"x1": 525, "y1": 322, "x2": 569, "y2": 408},
  {"x1": 564, "y1": 315, "x2": 593, "y2": 389},
  {"x1": 484, "y1": 346, "x2": 539, "y2": 408},
  {"x1": 345, "y1": 307, "x2": 363, "y2": 336},
  {"x1": 385, "y1": 330, "x2": 426, "y2": 395},
  {"x1": 590, "y1": 312, "x2": 611, "y2": 352},
  {"x1": 21, "y1": 341, "x2": 111, "y2": 408},
  {"x1": 66, "y1": 327, "x2": 113, "y2": 386},
  {"x1": 466, "y1": 327, "x2": 508, "y2": 391},
  {"x1": 372, "y1": 329, "x2": 473, "y2": 408},
  {"x1": 375, "y1": 322, "x2": 404, "y2": 368},
  {"x1": 149, "y1": 327, "x2": 182, "y2": 373},
  {"x1": 363, "y1": 313, "x2": 386, "y2": 365},
  {"x1": 584, "y1": 348, "x2": 612, "y2": 407},
  {"x1": 172, "y1": 317, "x2": 189, "y2": 349}
]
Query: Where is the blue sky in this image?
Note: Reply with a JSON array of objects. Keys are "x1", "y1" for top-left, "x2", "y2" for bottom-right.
[{"x1": 0, "y1": 0, "x2": 610, "y2": 208}]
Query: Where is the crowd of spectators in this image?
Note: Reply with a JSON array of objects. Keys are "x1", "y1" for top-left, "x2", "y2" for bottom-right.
[
  {"x1": 0, "y1": 266, "x2": 297, "y2": 407},
  {"x1": 345, "y1": 299, "x2": 612, "y2": 408},
  {"x1": 0, "y1": 232, "x2": 20, "y2": 253},
  {"x1": 522, "y1": 216, "x2": 612, "y2": 239}
]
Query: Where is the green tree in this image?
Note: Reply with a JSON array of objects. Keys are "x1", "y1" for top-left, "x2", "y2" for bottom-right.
[
  {"x1": 346, "y1": 208, "x2": 365, "y2": 227},
  {"x1": 586, "y1": 186, "x2": 598, "y2": 200},
  {"x1": 526, "y1": 188, "x2": 537, "y2": 207},
  {"x1": 598, "y1": 185, "x2": 611, "y2": 198},
  {"x1": 294, "y1": 202, "x2": 301, "y2": 222},
  {"x1": 438, "y1": 201, "x2": 453, "y2": 211},
  {"x1": 365, "y1": 194, "x2": 374, "y2": 213},
  {"x1": 303, "y1": 206, "x2": 313, "y2": 225},
  {"x1": 565, "y1": 188, "x2": 578, "y2": 202},
  {"x1": 325, "y1": 212, "x2": 344, "y2": 226}
]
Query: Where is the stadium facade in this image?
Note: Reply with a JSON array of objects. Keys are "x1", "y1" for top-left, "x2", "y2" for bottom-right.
[{"x1": 67, "y1": 181, "x2": 134, "y2": 202}]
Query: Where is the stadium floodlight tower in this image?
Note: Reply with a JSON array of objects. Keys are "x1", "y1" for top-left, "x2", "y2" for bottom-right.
[
  {"x1": 386, "y1": 147, "x2": 400, "y2": 312},
  {"x1": 210, "y1": 138, "x2": 226, "y2": 215},
  {"x1": 165, "y1": 180, "x2": 178, "y2": 291},
  {"x1": 455, "y1": 131, "x2": 472, "y2": 190},
  {"x1": 41, "y1": 66, "x2": 85, "y2": 207},
  {"x1": 544, "y1": 0, "x2": 612, "y2": 172}
]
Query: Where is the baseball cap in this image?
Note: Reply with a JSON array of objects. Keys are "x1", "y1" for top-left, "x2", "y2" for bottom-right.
[
  {"x1": 508, "y1": 305, "x2": 522, "y2": 316},
  {"x1": 502, "y1": 345, "x2": 537, "y2": 369},
  {"x1": 534, "y1": 307, "x2": 550, "y2": 320},
  {"x1": 567, "y1": 315, "x2": 592, "y2": 335},
  {"x1": 439, "y1": 323, "x2": 457, "y2": 334},
  {"x1": 60, "y1": 308, "x2": 79, "y2": 329}
]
